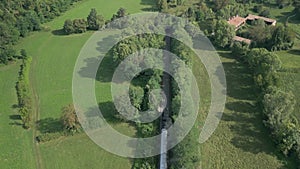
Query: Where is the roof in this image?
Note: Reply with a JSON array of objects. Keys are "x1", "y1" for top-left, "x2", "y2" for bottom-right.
[
  {"x1": 233, "y1": 36, "x2": 252, "y2": 44},
  {"x1": 246, "y1": 14, "x2": 276, "y2": 24},
  {"x1": 227, "y1": 16, "x2": 247, "y2": 28}
]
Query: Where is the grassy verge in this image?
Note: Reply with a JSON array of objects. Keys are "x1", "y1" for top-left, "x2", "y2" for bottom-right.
[{"x1": 0, "y1": 62, "x2": 36, "y2": 169}]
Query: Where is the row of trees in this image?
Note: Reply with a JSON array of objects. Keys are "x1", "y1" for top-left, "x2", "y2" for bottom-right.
[
  {"x1": 16, "y1": 52, "x2": 32, "y2": 129},
  {"x1": 169, "y1": 35, "x2": 200, "y2": 168},
  {"x1": 63, "y1": 8, "x2": 105, "y2": 34},
  {"x1": 109, "y1": 30, "x2": 165, "y2": 168},
  {"x1": 63, "y1": 7, "x2": 129, "y2": 34},
  {"x1": 0, "y1": 0, "x2": 81, "y2": 64},
  {"x1": 232, "y1": 43, "x2": 300, "y2": 165}
]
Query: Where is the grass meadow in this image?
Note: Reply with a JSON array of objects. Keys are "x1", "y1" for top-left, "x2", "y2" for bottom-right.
[
  {"x1": 0, "y1": 63, "x2": 36, "y2": 168},
  {"x1": 14, "y1": 0, "x2": 155, "y2": 168},
  {"x1": 0, "y1": 0, "x2": 298, "y2": 169}
]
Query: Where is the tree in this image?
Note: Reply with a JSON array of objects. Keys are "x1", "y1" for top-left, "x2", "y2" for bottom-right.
[
  {"x1": 214, "y1": 20, "x2": 235, "y2": 47},
  {"x1": 246, "y1": 48, "x2": 281, "y2": 89},
  {"x1": 20, "y1": 49, "x2": 28, "y2": 59},
  {"x1": 270, "y1": 25, "x2": 295, "y2": 51},
  {"x1": 117, "y1": 8, "x2": 127, "y2": 17},
  {"x1": 61, "y1": 104, "x2": 81, "y2": 132},
  {"x1": 73, "y1": 19, "x2": 87, "y2": 33},
  {"x1": 160, "y1": 0, "x2": 168, "y2": 12},
  {"x1": 214, "y1": 0, "x2": 230, "y2": 10},
  {"x1": 129, "y1": 85, "x2": 145, "y2": 110},
  {"x1": 63, "y1": 19, "x2": 74, "y2": 34},
  {"x1": 87, "y1": 8, "x2": 105, "y2": 30}
]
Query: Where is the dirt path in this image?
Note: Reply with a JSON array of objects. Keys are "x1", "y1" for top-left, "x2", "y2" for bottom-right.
[{"x1": 29, "y1": 56, "x2": 43, "y2": 169}]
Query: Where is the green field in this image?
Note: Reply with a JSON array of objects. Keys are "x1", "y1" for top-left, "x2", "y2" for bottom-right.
[
  {"x1": 0, "y1": 63, "x2": 36, "y2": 168},
  {"x1": 13, "y1": 0, "x2": 155, "y2": 169},
  {"x1": 198, "y1": 51, "x2": 296, "y2": 169},
  {"x1": 0, "y1": 0, "x2": 299, "y2": 169}
]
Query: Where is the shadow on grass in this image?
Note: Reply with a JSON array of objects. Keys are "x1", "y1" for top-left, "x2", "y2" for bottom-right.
[
  {"x1": 288, "y1": 49, "x2": 300, "y2": 56},
  {"x1": 223, "y1": 61, "x2": 256, "y2": 100},
  {"x1": 221, "y1": 56, "x2": 297, "y2": 167},
  {"x1": 37, "y1": 118, "x2": 63, "y2": 134},
  {"x1": 98, "y1": 101, "x2": 126, "y2": 124},
  {"x1": 8, "y1": 114, "x2": 23, "y2": 126},
  {"x1": 140, "y1": 0, "x2": 157, "y2": 12},
  {"x1": 77, "y1": 34, "x2": 119, "y2": 82},
  {"x1": 51, "y1": 29, "x2": 67, "y2": 36}
]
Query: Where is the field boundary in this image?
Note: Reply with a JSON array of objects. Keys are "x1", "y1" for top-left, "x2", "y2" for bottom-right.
[{"x1": 29, "y1": 55, "x2": 43, "y2": 169}]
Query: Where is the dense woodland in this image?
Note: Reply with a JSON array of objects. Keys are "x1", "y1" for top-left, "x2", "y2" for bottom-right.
[{"x1": 0, "y1": 0, "x2": 81, "y2": 64}]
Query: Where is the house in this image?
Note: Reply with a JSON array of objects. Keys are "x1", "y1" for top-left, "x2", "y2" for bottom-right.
[
  {"x1": 246, "y1": 14, "x2": 277, "y2": 26},
  {"x1": 227, "y1": 15, "x2": 247, "y2": 31},
  {"x1": 227, "y1": 14, "x2": 276, "y2": 44},
  {"x1": 233, "y1": 36, "x2": 251, "y2": 45}
]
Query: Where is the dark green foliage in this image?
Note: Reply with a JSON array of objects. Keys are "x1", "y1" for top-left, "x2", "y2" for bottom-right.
[
  {"x1": 63, "y1": 19, "x2": 75, "y2": 34},
  {"x1": 214, "y1": 0, "x2": 230, "y2": 10},
  {"x1": 0, "y1": 0, "x2": 81, "y2": 63},
  {"x1": 246, "y1": 48, "x2": 281, "y2": 90},
  {"x1": 20, "y1": 49, "x2": 28, "y2": 59},
  {"x1": 213, "y1": 20, "x2": 235, "y2": 48},
  {"x1": 260, "y1": 9, "x2": 270, "y2": 17},
  {"x1": 73, "y1": 19, "x2": 87, "y2": 33},
  {"x1": 16, "y1": 57, "x2": 32, "y2": 128},
  {"x1": 270, "y1": 25, "x2": 295, "y2": 51},
  {"x1": 129, "y1": 85, "x2": 145, "y2": 110},
  {"x1": 234, "y1": 46, "x2": 299, "y2": 162},
  {"x1": 111, "y1": 7, "x2": 128, "y2": 20},
  {"x1": 36, "y1": 132, "x2": 63, "y2": 142},
  {"x1": 87, "y1": 8, "x2": 105, "y2": 30}
]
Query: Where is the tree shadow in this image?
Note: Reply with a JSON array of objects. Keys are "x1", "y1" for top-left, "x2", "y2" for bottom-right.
[
  {"x1": 98, "y1": 101, "x2": 125, "y2": 124},
  {"x1": 140, "y1": 0, "x2": 157, "y2": 12},
  {"x1": 37, "y1": 118, "x2": 63, "y2": 134},
  {"x1": 8, "y1": 114, "x2": 23, "y2": 126},
  {"x1": 288, "y1": 49, "x2": 300, "y2": 56},
  {"x1": 11, "y1": 104, "x2": 19, "y2": 109},
  {"x1": 223, "y1": 61, "x2": 256, "y2": 100},
  {"x1": 77, "y1": 34, "x2": 119, "y2": 82},
  {"x1": 51, "y1": 29, "x2": 67, "y2": 36}
]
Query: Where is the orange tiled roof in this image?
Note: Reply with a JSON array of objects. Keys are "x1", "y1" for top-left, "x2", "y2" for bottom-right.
[
  {"x1": 246, "y1": 14, "x2": 276, "y2": 24},
  {"x1": 227, "y1": 16, "x2": 247, "y2": 28},
  {"x1": 233, "y1": 36, "x2": 251, "y2": 44}
]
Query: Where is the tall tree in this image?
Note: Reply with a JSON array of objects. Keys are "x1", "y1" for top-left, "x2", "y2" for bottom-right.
[
  {"x1": 73, "y1": 19, "x2": 87, "y2": 33},
  {"x1": 63, "y1": 19, "x2": 74, "y2": 34},
  {"x1": 87, "y1": 8, "x2": 105, "y2": 30},
  {"x1": 214, "y1": 20, "x2": 235, "y2": 47},
  {"x1": 61, "y1": 104, "x2": 80, "y2": 132}
]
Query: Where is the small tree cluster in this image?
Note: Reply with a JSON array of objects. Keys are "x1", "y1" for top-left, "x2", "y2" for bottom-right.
[{"x1": 63, "y1": 8, "x2": 104, "y2": 34}]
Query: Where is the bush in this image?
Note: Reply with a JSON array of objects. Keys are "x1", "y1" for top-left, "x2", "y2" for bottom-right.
[
  {"x1": 36, "y1": 132, "x2": 63, "y2": 142},
  {"x1": 16, "y1": 56, "x2": 33, "y2": 128}
]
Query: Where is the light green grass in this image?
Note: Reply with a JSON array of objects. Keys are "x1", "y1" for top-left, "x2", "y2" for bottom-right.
[
  {"x1": 0, "y1": 62, "x2": 36, "y2": 169},
  {"x1": 15, "y1": 0, "x2": 156, "y2": 168}
]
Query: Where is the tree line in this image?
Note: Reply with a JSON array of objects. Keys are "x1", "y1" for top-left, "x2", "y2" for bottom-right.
[
  {"x1": 169, "y1": 38, "x2": 200, "y2": 169},
  {"x1": 232, "y1": 42, "x2": 300, "y2": 166},
  {"x1": 0, "y1": 0, "x2": 82, "y2": 64},
  {"x1": 16, "y1": 51, "x2": 32, "y2": 129},
  {"x1": 63, "y1": 8, "x2": 127, "y2": 34}
]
